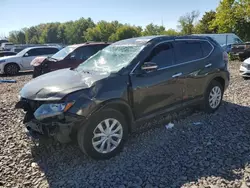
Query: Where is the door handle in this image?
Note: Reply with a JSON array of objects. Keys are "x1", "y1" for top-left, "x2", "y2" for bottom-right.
[
  {"x1": 172, "y1": 72, "x2": 182, "y2": 78},
  {"x1": 205, "y1": 63, "x2": 212, "y2": 68}
]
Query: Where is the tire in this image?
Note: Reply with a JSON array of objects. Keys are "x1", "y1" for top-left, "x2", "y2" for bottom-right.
[
  {"x1": 203, "y1": 80, "x2": 223, "y2": 113},
  {"x1": 77, "y1": 108, "x2": 128, "y2": 160},
  {"x1": 4, "y1": 63, "x2": 19, "y2": 75}
]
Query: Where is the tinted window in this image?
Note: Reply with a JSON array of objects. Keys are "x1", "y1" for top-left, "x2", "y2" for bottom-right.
[
  {"x1": 93, "y1": 44, "x2": 109, "y2": 52},
  {"x1": 174, "y1": 40, "x2": 203, "y2": 64},
  {"x1": 41, "y1": 48, "x2": 59, "y2": 54},
  {"x1": 72, "y1": 47, "x2": 95, "y2": 60},
  {"x1": 201, "y1": 41, "x2": 213, "y2": 57},
  {"x1": 146, "y1": 43, "x2": 174, "y2": 69},
  {"x1": 27, "y1": 49, "x2": 40, "y2": 56}
]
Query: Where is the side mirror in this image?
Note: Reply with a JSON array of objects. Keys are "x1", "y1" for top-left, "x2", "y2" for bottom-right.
[
  {"x1": 141, "y1": 62, "x2": 158, "y2": 72},
  {"x1": 24, "y1": 53, "x2": 29, "y2": 57}
]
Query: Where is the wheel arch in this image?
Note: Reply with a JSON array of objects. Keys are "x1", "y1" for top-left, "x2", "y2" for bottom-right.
[
  {"x1": 4, "y1": 62, "x2": 21, "y2": 72},
  {"x1": 205, "y1": 75, "x2": 226, "y2": 95},
  {"x1": 88, "y1": 99, "x2": 135, "y2": 133}
]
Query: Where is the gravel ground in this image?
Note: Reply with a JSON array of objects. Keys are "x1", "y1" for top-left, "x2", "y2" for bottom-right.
[{"x1": 1, "y1": 61, "x2": 250, "y2": 188}]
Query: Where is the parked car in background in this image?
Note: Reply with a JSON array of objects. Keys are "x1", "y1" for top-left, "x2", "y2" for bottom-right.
[
  {"x1": 0, "y1": 51, "x2": 17, "y2": 57},
  {"x1": 193, "y1": 33, "x2": 244, "y2": 53},
  {"x1": 0, "y1": 46, "x2": 59, "y2": 75},
  {"x1": 240, "y1": 57, "x2": 250, "y2": 79},
  {"x1": 233, "y1": 42, "x2": 250, "y2": 61},
  {"x1": 0, "y1": 42, "x2": 14, "y2": 51},
  {"x1": 31, "y1": 42, "x2": 110, "y2": 78},
  {"x1": 16, "y1": 35, "x2": 229, "y2": 160}
]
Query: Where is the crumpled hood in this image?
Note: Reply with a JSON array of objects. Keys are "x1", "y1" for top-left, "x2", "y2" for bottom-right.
[
  {"x1": 20, "y1": 68, "x2": 110, "y2": 101},
  {"x1": 30, "y1": 56, "x2": 48, "y2": 66}
]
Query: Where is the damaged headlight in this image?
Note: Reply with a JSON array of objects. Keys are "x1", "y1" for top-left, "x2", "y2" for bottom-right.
[{"x1": 34, "y1": 102, "x2": 74, "y2": 120}]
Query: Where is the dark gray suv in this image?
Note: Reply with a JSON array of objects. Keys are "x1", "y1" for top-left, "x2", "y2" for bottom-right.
[{"x1": 16, "y1": 35, "x2": 230, "y2": 160}]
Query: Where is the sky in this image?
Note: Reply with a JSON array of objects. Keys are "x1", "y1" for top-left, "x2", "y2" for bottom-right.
[{"x1": 0, "y1": 0, "x2": 221, "y2": 37}]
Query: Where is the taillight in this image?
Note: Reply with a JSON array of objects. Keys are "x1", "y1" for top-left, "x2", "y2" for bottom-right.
[
  {"x1": 223, "y1": 51, "x2": 229, "y2": 62},
  {"x1": 223, "y1": 51, "x2": 229, "y2": 70}
]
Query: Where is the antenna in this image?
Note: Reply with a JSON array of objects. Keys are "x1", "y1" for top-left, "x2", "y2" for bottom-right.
[{"x1": 161, "y1": 17, "x2": 164, "y2": 27}]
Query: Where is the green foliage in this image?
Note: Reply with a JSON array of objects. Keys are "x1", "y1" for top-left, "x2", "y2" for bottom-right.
[
  {"x1": 9, "y1": 31, "x2": 26, "y2": 44},
  {"x1": 109, "y1": 25, "x2": 142, "y2": 41},
  {"x1": 178, "y1": 10, "x2": 200, "y2": 35},
  {"x1": 84, "y1": 20, "x2": 122, "y2": 42},
  {"x1": 142, "y1": 23, "x2": 166, "y2": 36},
  {"x1": 194, "y1": 11, "x2": 217, "y2": 34}
]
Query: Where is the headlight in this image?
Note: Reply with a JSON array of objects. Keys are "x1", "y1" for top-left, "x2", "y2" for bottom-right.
[
  {"x1": 0, "y1": 60, "x2": 6, "y2": 63},
  {"x1": 34, "y1": 102, "x2": 74, "y2": 120}
]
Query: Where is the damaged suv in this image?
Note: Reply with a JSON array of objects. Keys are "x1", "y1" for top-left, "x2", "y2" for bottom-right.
[{"x1": 16, "y1": 36, "x2": 229, "y2": 160}]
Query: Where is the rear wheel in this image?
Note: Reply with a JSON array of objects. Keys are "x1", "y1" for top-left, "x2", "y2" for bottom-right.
[
  {"x1": 77, "y1": 108, "x2": 128, "y2": 160},
  {"x1": 203, "y1": 80, "x2": 223, "y2": 113},
  {"x1": 4, "y1": 63, "x2": 19, "y2": 75}
]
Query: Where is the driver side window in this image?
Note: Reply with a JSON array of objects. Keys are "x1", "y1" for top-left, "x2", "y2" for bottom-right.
[
  {"x1": 24, "y1": 49, "x2": 39, "y2": 57},
  {"x1": 145, "y1": 42, "x2": 174, "y2": 69}
]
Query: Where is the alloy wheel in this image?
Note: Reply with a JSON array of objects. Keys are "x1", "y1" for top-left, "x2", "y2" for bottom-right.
[
  {"x1": 92, "y1": 118, "x2": 123, "y2": 154},
  {"x1": 209, "y1": 86, "x2": 222, "y2": 109}
]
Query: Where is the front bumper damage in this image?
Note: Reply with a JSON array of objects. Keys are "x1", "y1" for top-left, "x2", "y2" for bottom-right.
[{"x1": 16, "y1": 99, "x2": 85, "y2": 142}]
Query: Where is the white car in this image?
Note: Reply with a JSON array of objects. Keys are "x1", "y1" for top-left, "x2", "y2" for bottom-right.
[
  {"x1": 0, "y1": 46, "x2": 59, "y2": 75},
  {"x1": 240, "y1": 57, "x2": 250, "y2": 79}
]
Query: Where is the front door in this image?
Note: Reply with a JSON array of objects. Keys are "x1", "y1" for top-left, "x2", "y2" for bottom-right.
[
  {"x1": 130, "y1": 42, "x2": 185, "y2": 119},
  {"x1": 21, "y1": 48, "x2": 38, "y2": 69}
]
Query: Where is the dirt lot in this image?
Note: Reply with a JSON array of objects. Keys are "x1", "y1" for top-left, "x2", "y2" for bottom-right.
[{"x1": 1, "y1": 61, "x2": 250, "y2": 188}]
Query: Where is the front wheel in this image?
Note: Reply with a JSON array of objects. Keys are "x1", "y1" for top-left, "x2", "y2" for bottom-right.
[
  {"x1": 77, "y1": 108, "x2": 128, "y2": 160},
  {"x1": 203, "y1": 80, "x2": 223, "y2": 113}
]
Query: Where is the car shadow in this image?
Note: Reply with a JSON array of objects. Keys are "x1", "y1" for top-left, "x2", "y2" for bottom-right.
[
  {"x1": 30, "y1": 101, "x2": 250, "y2": 188},
  {"x1": 0, "y1": 71, "x2": 32, "y2": 77}
]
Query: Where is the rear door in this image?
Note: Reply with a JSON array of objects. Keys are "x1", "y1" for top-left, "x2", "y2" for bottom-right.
[
  {"x1": 173, "y1": 39, "x2": 214, "y2": 103},
  {"x1": 130, "y1": 42, "x2": 185, "y2": 119}
]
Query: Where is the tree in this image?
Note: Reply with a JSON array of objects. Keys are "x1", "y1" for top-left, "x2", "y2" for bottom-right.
[
  {"x1": 84, "y1": 21, "x2": 122, "y2": 42},
  {"x1": 63, "y1": 18, "x2": 95, "y2": 44},
  {"x1": 8, "y1": 31, "x2": 26, "y2": 44},
  {"x1": 109, "y1": 25, "x2": 142, "y2": 41},
  {"x1": 143, "y1": 23, "x2": 165, "y2": 36},
  {"x1": 25, "y1": 26, "x2": 40, "y2": 44},
  {"x1": 178, "y1": 10, "x2": 200, "y2": 35},
  {"x1": 210, "y1": 0, "x2": 250, "y2": 41},
  {"x1": 210, "y1": 0, "x2": 236, "y2": 33},
  {"x1": 194, "y1": 11, "x2": 217, "y2": 34},
  {"x1": 163, "y1": 29, "x2": 180, "y2": 36}
]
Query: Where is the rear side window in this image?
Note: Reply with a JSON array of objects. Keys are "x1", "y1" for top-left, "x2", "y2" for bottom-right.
[
  {"x1": 72, "y1": 46, "x2": 95, "y2": 60},
  {"x1": 201, "y1": 41, "x2": 213, "y2": 57},
  {"x1": 27, "y1": 49, "x2": 39, "y2": 56},
  {"x1": 92, "y1": 44, "x2": 109, "y2": 52},
  {"x1": 39, "y1": 48, "x2": 59, "y2": 55},
  {"x1": 174, "y1": 40, "x2": 203, "y2": 64},
  {"x1": 145, "y1": 42, "x2": 174, "y2": 69}
]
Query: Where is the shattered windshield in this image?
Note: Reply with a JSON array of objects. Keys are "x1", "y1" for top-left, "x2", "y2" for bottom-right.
[
  {"x1": 51, "y1": 46, "x2": 75, "y2": 60},
  {"x1": 75, "y1": 44, "x2": 145, "y2": 73}
]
